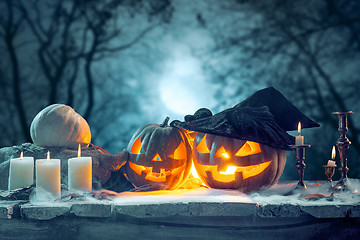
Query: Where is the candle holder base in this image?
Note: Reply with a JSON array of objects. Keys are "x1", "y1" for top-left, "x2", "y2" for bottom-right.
[
  {"x1": 324, "y1": 165, "x2": 336, "y2": 189},
  {"x1": 295, "y1": 181, "x2": 307, "y2": 190},
  {"x1": 332, "y1": 111, "x2": 353, "y2": 192},
  {"x1": 289, "y1": 144, "x2": 311, "y2": 191},
  {"x1": 331, "y1": 178, "x2": 351, "y2": 192},
  {"x1": 284, "y1": 182, "x2": 308, "y2": 196}
]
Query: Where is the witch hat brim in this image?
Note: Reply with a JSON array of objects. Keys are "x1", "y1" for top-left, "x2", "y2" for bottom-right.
[
  {"x1": 171, "y1": 106, "x2": 295, "y2": 150},
  {"x1": 171, "y1": 87, "x2": 320, "y2": 150},
  {"x1": 237, "y1": 87, "x2": 319, "y2": 131}
]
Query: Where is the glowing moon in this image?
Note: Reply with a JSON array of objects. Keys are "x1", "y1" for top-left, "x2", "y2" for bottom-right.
[
  {"x1": 160, "y1": 80, "x2": 200, "y2": 115},
  {"x1": 159, "y1": 49, "x2": 213, "y2": 116}
]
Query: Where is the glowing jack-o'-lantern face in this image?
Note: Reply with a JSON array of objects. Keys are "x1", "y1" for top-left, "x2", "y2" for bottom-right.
[
  {"x1": 193, "y1": 132, "x2": 286, "y2": 192},
  {"x1": 125, "y1": 118, "x2": 192, "y2": 190}
]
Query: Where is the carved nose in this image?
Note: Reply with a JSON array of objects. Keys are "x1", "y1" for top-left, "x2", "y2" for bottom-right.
[{"x1": 152, "y1": 153, "x2": 162, "y2": 162}]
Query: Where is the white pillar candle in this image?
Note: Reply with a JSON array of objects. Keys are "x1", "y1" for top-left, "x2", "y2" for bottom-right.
[
  {"x1": 295, "y1": 122, "x2": 304, "y2": 146},
  {"x1": 36, "y1": 151, "x2": 61, "y2": 197},
  {"x1": 295, "y1": 135, "x2": 304, "y2": 146},
  {"x1": 68, "y1": 145, "x2": 92, "y2": 192},
  {"x1": 327, "y1": 146, "x2": 337, "y2": 167},
  {"x1": 327, "y1": 160, "x2": 336, "y2": 167},
  {"x1": 8, "y1": 152, "x2": 34, "y2": 190}
]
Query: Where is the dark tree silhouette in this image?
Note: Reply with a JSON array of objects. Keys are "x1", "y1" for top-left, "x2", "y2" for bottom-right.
[
  {"x1": 0, "y1": 0, "x2": 30, "y2": 142},
  {"x1": 198, "y1": 0, "x2": 360, "y2": 178},
  {"x1": 0, "y1": 0, "x2": 173, "y2": 149}
]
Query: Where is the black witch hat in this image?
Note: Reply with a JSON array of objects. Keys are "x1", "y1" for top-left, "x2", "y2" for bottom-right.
[
  {"x1": 171, "y1": 87, "x2": 319, "y2": 150},
  {"x1": 236, "y1": 87, "x2": 319, "y2": 131}
]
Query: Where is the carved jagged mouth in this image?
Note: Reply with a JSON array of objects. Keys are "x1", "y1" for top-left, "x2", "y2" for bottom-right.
[
  {"x1": 198, "y1": 161, "x2": 272, "y2": 182},
  {"x1": 129, "y1": 162, "x2": 184, "y2": 182}
]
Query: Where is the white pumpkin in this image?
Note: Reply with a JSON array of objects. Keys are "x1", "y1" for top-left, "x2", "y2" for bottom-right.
[{"x1": 30, "y1": 104, "x2": 91, "y2": 148}]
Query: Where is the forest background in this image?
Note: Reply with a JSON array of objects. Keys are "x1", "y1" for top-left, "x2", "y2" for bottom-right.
[{"x1": 1, "y1": 0, "x2": 359, "y2": 180}]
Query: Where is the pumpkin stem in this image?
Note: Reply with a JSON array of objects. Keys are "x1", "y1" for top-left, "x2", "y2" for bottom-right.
[{"x1": 160, "y1": 116, "x2": 170, "y2": 127}]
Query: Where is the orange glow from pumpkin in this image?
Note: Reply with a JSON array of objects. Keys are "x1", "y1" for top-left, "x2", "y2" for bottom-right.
[
  {"x1": 131, "y1": 137, "x2": 143, "y2": 154},
  {"x1": 235, "y1": 141, "x2": 261, "y2": 157},
  {"x1": 196, "y1": 134, "x2": 210, "y2": 153},
  {"x1": 172, "y1": 142, "x2": 187, "y2": 159},
  {"x1": 332, "y1": 146, "x2": 336, "y2": 159},
  {"x1": 220, "y1": 166, "x2": 237, "y2": 175},
  {"x1": 195, "y1": 161, "x2": 272, "y2": 182},
  {"x1": 77, "y1": 144, "x2": 81, "y2": 157},
  {"x1": 242, "y1": 161, "x2": 271, "y2": 179},
  {"x1": 129, "y1": 162, "x2": 146, "y2": 175},
  {"x1": 152, "y1": 153, "x2": 162, "y2": 161},
  {"x1": 191, "y1": 162, "x2": 200, "y2": 179},
  {"x1": 214, "y1": 146, "x2": 229, "y2": 159},
  {"x1": 128, "y1": 162, "x2": 185, "y2": 182}
]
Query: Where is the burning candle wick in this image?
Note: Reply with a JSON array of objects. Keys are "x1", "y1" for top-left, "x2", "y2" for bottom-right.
[
  {"x1": 331, "y1": 146, "x2": 336, "y2": 160},
  {"x1": 78, "y1": 144, "x2": 81, "y2": 158},
  {"x1": 295, "y1": 122, "x2": 304, "y2": 146}
]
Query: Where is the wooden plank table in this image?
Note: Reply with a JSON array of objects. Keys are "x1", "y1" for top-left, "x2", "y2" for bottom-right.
[{"x1": 1, "y1": 181, "x2": 360, "y2": 240}]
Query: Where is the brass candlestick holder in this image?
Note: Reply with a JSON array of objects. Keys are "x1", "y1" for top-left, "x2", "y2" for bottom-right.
[
  {"x1": 332, "y1": 111, "x2": 353, "y2": 191},
  {"x1": 289, "y1": 144, "x2": 311, "y2": 192},
  {"x1": 324, "y1": 165, "x2": 336, "y2": 187}
]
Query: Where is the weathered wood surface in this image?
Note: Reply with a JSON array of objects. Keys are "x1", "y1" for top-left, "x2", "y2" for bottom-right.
[
  {"x1": 1, "y1": 143, "x2": 360, "y2": 239},
  {"x1": 0, "y1": 198, "x2": 360, "y2": 239},
  {"x1": 0, "y1": 215, "x2": 360, "y2": 240}
]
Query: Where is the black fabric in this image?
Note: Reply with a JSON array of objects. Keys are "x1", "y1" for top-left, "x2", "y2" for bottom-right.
[
  {"x1": 237, "y1": 87, "x2": 320, "y2": 131},
  {"x1": 170, "y1": 87, "x2": 320, "y2": 151},
  {"x1": 171, "y1": 106, "x2": 295, "y2": 150}
]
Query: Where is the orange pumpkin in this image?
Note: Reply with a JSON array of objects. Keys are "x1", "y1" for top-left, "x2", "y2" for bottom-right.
[
  {"x1": 193, "y1": 132, "x2": 286, "y2": 192},
  {"x1": 125, "y1": 117, "x2": 192, "y2": 190}
]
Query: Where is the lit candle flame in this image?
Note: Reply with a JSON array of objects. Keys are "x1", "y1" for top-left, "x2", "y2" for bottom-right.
[
  {"x1": 77, "y1": 144, "x2": 81, "y2": 158},
  {"x1": 190, "y1": 162, "x2": 200, "y2": 179},
  {"x1": 46, "y1": 151, "x2": 50, "y2": 161},
  {"x1": 222, "y1": 152, "x2": 230, "y2": 159},
  {"x1": 298, "y1": 122, "x2": 302, "y2": 135},
  {"x1": 332, "y1": 146, "x2": 336, "y2": 159},
  {"x1": 220, "y1": 166, "x2": 237, "y2": 175},
  {"x1": 20, "y1": 151, "x2": 23, "y2": 159}
]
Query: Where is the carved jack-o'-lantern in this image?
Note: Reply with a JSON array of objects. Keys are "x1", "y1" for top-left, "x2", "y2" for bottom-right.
[
  {"x1": 171, "y1": 87, "x2": 319, "y2": 192},
  {"x1": 193, "y1": 132, "x2": 286, "y2": 192},
  {"x1": 125, "y1": 117, "x2": 192, "y2": 190}
]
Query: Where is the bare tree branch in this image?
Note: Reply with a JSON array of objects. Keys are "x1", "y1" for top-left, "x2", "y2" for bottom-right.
[{"x1": 2, "y1": 0, "x2": 31, "y2": 142}]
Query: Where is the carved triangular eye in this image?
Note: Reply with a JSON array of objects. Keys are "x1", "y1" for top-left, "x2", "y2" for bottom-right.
[
  {"x1": 235, "y1": 141, "x2": 261, "y2": 157},
  {"x1": 196, "y1": 134, "x2": 210, "y2": 153},
  {"x1": 214, "y1": 146, "x2": 230, "y2": 159},
  {"x1": 130, "y1": 137, "x2": 145, "y2": 154},
  {"x1": 169, "y1": 142, "x2": 187, "y2": 159},
  {"x1": 152, "y1": 153, "x2": 162, "y2": 161}
]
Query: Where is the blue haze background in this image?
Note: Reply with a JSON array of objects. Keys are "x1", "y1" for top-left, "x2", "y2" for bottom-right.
[{"x1": 1, "y1": 0, "x2": 360, "y2": 180}]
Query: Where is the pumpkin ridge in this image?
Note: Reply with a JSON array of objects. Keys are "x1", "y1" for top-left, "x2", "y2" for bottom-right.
[
  {"x1": 57, "y1": 110, "x2": 77, "y2": 146},
  {"x1": 68, "y1": 115, "x2": 83, "y2": 145}
]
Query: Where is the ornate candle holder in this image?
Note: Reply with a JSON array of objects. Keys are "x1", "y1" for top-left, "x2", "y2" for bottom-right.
[
  {"x1": 324, "y1": 165, "x2": 336, "y2": 187},
  {"x1": 332, "y1": 111, "x2": 353, "y2": 191},
  {"x1": 289, "y1": 144, "x2": 311, "y2": 192}
]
